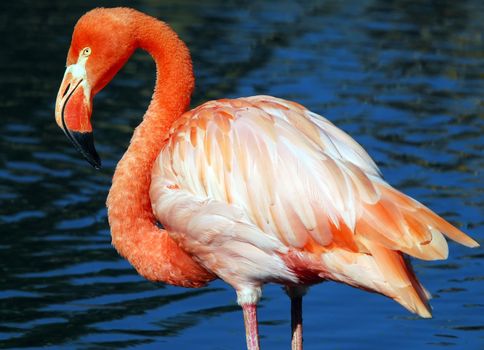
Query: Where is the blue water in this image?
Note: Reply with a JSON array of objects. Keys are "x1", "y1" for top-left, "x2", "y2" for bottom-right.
[{"x1": 0, "y1": 0, "x2": 482, "y2": 349}]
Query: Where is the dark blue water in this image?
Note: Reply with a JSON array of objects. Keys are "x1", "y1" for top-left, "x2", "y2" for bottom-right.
[{"x1": 1, "y1": 0, "x2": 482, "y2": 349}]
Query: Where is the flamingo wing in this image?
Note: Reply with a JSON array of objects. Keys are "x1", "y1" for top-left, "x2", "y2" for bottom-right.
[{"x1": 150, "y1": 95, "x2": 478, "y2": 314}]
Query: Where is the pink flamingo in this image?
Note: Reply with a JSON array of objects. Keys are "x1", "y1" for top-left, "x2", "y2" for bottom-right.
[{"x1": 54, "y1": 8, "x2": 479, "y2": 350}]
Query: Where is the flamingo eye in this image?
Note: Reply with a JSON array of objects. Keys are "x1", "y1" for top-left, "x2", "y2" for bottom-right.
[{"x1": 81, "y1": 47, "x2": 91, "y2": 57}]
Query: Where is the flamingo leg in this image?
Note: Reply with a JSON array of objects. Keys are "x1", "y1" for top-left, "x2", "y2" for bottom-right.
[
  {"x1": 242, "y1": 304, "x2": 260, "y2": 350},
  {"x1": 285, "y1": 286, "x2": 308, "y2": 350},
  {"x1": 291, "y1": 295, "x2": 303, "y2": 350}
]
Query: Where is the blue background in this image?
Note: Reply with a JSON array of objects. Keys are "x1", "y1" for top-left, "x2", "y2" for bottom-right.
[{"x1": 0, "y1": 0, "x2": 482, "y2": 349}]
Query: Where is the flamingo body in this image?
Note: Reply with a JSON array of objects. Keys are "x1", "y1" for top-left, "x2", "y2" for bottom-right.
[{"x1": 149, "y1": 95, "x2": 475, "y2": 315}]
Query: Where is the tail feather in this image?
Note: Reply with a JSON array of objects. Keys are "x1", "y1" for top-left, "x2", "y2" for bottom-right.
[
  {"x1": 356, "y1": 184, "x2": 479, "y2": 261},
  {"x1": 420, "y1": 206, "x2": 479, "y2": 248},
  {"x1": 309, "y1": 182, "x2": 478, "y2": 319},
  {"x1": 318, "y1": 244, "x2": 432, "y2": 318},
  {"x1": 363, "y1": 239, "x2": 432, "y2": 318}
]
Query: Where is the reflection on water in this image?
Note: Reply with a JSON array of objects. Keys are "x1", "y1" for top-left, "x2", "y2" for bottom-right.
[{"x1": 0, "y1": 0, "x2": 482, "y2": 349}]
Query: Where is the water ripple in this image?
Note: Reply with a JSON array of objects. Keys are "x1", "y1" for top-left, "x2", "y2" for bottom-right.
[{"x1": 0, "y1": 0, "x2": 482, "y2": 349}]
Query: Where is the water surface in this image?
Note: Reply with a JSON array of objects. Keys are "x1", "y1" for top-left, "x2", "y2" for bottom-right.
[{"x1": 0, "y1": 0, "x2": 482, "y2": 349}]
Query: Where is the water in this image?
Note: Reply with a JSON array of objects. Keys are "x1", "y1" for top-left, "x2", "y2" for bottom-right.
[{"x1": 0, "y1": 0, "x2": 482, "y2": 349}]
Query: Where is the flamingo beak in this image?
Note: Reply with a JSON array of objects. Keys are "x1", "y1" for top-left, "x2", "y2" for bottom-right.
[{"x1": 55, "y1": 62, "x2": 101, "y2": 169}]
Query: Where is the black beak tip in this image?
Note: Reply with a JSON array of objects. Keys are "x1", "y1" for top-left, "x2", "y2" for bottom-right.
[
  {"x1": 88, "y1": 154, "x2": 102, "y2": 170},
  {"x1": 64, "y1": 130, "x2": 102, "y2": 170},
  {"x1": 92, "y1": 162, "x2": 102, "y2": 170}
]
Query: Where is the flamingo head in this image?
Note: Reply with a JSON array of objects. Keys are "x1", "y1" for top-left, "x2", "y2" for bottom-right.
[{"x1": 55, "y1": 8, "x2": 137, "y2": 168}]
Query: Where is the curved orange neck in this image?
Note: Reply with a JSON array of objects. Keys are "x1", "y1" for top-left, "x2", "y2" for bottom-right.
[{"x1": 106, "y1": 12, "x2": 214, "y2": 287}]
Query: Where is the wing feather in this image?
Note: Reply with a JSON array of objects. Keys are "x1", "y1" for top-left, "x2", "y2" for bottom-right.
[
  {"x1": 156, "y1": 96, "x2": 477, "y2": 259},
  {"x1": 151, "y1": 95, "x2": 478, "y2": 316},
  {"x1": 162, "y1": 96, "x2": 478, "y2": 270}
]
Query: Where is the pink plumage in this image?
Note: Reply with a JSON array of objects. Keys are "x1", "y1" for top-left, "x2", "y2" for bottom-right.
[{"x1": 150, "y1": 95, "x2": 477, "y2": 318}]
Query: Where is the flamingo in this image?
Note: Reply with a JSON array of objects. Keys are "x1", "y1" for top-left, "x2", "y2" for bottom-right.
[{"x1": 54, "y1": 8, "x2": 479, "y2": 350}]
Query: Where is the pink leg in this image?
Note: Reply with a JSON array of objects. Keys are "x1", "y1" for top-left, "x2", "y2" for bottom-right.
[
  {"x1": 291, "y1": 295, "x2": 303, "y2": 350},
  {"x1": 242, "y1": 304, "x2": 260, "y2": 350},
  {"x1": 285, "y1": 286, "x2": 307, "y2": 350}
]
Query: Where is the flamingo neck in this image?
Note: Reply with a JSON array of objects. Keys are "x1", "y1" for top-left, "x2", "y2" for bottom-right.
[
  {"x1": 106, "y1": 13, "x2": 213, "y2": 287},
  {"x1": 136, "y1": 14, "x2": 194, "y2": 127}
]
